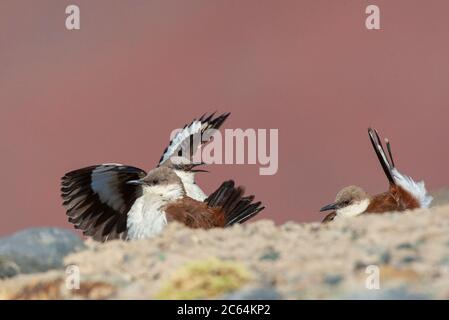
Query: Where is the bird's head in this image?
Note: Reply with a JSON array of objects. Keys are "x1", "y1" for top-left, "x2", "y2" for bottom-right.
[
  {"x1": 320, "y1": 186, "x2": 370, "y2": 218},
  {"x1": 127, "y1": 167, "x2": 185, "y2": 201}
]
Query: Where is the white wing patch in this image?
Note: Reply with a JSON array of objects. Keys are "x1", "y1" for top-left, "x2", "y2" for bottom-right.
[
  {"x1": 90, "y1": 164, "x2": 126, "y2": 211},
  {"x1": 159, "y1": 121, "x2": 203, "y2": 165},
  {"x1": 392, "y1": 168, "x2": 433, "y2": 208}
]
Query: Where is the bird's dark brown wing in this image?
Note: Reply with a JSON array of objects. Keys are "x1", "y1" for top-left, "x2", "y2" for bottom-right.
[
  {"x1": 393, "y1": 185, "x2": 420, "y2": 210},
  {"x1": 164, "y1": 180, "x2": 264, "y2": 229},
  {"x1": 61, "y1": 164, "x2": 146, "y2": 241},
  {"x1": 164, "y1": 198, "x2": 225, "y2": 228},
  {"x1": 365, "y1": 192, "x2": 398, "y2": 214},
  {"x1": 365, "y1": 184, "x2": 420, "y2": 214}
]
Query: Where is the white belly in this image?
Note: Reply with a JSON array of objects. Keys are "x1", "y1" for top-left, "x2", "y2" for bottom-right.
[{"x1": 126, "y1": 195, "x2": 168, "y2": 240}]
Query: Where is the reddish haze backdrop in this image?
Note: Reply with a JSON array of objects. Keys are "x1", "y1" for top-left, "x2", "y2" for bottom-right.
[{"x1": 1, "y1": 1, "x2": 449, "y2": 236}]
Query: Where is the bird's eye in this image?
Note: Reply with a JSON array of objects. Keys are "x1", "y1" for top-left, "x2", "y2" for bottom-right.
[{"x1": 152, "y1": 179, "x2": 159, "y2": 184}]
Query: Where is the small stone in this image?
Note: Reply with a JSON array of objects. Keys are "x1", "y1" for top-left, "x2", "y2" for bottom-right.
[
  {"x1": 0, "y1": 228, "x2": 85, "y2": 275},
  {"x1": 396, "y1": 243, "x2": 414, "y2": 250},
  {"x1": 378, "y1": 251, "x2": 391, "y2": 264},
  {"x1": 401, "y1": 255, "x2": 420, "y2": 264},
  {"x1": 158, "y1": 252, "x2": 166, "y2": 261},
  {"x1": 259, "y1": 248, "x2": 280, "y2": 261},
  {"x1": 324, "y1": 274, "x2": 343, "y2": 286},
  {"x1": 353, "y1": 261, "x2": 368, "y2": 271},
  {"x1": 0, "y1": 256, "x2": 20, "y2": 278}
]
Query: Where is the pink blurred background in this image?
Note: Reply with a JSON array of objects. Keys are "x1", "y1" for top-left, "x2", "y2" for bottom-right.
[{"x1": 1, "y1": 0, "x2": 449, "y2": 236}]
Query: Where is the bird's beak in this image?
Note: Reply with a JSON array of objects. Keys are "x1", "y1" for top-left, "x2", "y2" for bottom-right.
[
  {"x1": 126, "y1": 179, "x2": 144, "y2": 186},
  {"x1": 189, "y1": 162, "x2": 209, "y2": 173},
  {"x1": 319, "y1": 203, "x2": 339, "y2": 212}
]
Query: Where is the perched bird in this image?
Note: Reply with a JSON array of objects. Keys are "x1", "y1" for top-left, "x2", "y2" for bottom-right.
[
  {"x1": 320, "y1": 128, "x2": 432, "y2": 223},
  {"x1": 158, "y1": 112, "x2": 230, "y2": 201},
  {"x1": 61, "y1": 166, "x2": 263, "y2": 241},
  {"x1": 60, "y1": 112, "x2": 264, "y2": 241},
  {"x1": 125, "y1": 167, "x2": 263, "y2": 239}
]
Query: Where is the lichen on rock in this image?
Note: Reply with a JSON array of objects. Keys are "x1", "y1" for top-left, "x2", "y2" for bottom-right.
[{"x1": 155, "y1": 257, "x2": 251, "y2": 299}]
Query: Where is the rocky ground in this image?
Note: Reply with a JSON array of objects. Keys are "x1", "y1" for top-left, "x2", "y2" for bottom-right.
[{"x1": 1, "y1": 191, "x2": 449, "y2": 300}]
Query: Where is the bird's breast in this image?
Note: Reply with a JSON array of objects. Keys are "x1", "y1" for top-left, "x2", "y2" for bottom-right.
[
  {"x1": 126, "y1": 195, "x2": 168, "y2": 240},
  {"x1": 335, "y1": 199, "x2": 370, "y2": 219}
]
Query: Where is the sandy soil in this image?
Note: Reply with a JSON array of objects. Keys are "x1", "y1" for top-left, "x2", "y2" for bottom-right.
[{"x1": 1, "y1": 198, "x2": 449, "y2": 299}]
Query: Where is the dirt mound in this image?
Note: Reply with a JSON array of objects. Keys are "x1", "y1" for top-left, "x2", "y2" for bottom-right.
[{"x1": 2, "y1": 201, "x2": 449, "y2": 299}]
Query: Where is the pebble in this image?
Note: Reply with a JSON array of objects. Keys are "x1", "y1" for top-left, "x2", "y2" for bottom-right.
[{"x1": 0, "y1": 228, "x2": 85, "y2": 277}]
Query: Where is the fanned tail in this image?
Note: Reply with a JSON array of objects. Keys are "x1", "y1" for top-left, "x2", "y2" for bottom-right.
[
  {"x1": 368, "y1": 127, "x2": 433, "y2": 208},
  {"x1": 205, "y1": 180, "x2": 264, "y2": 226}
]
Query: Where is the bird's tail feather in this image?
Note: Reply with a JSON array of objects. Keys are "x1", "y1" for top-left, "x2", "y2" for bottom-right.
[
  {"x1": 205, "y1": 180, "x2": 264, "y2": 227},
  {"x1": 368, "y1": 128, "x2": 433, "y2": 208},
  {"x1": 368, "y1": 127, "x2": 395, "y2": 185}
]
